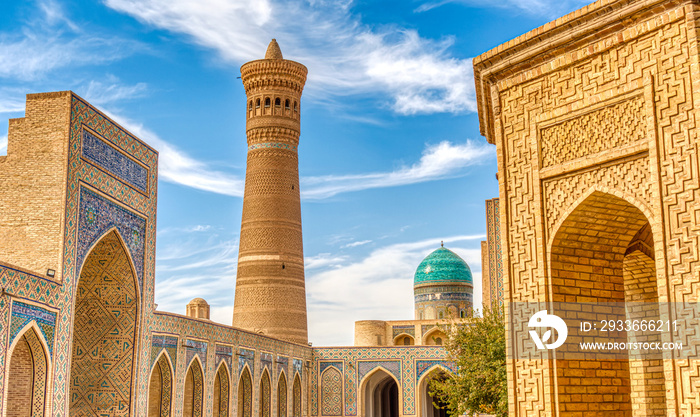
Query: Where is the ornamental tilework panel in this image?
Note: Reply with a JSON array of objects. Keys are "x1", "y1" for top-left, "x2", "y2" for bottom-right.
[
  {"x1": 185, "y1": 339, "x2": 208, "y2": 373},
  {"x1": 82, "y1": 129, "x2": 149, "y2": 193},
  {"x1": 239, "y1": 348, "x2": 255, "y2": 379},
  {"x1": 9, "y1": 301, "x2": 56, "y2": 357},
  {"x1": 278, "y1": 373, "x2": 288, "y2": 417},
  {"x1": 357, "y1": 360, "x2": 401, "y2": 382},
  {"x1": 24, "y1": 328, "x2": 48, "y2": 417},
  {"x1": 319, "y1": 361, "x2": 343, "y2": 375},
  {"x1": 216, "y1": 344, "x2": 233, "y2": 372},
  {"x1": 77, "y1": 187, "x2": 147, "y2": 292},
  {"x1": 320, "y1": 366, "x2": 342, "y2": 416},
  {"x1": 0, "y1": 267, "x2": 61, "y2": 307},
  {"x1": 69, "y1": 230, "x2": 137, "y2": 417},
  {"x1": 391, "y1": 325, "x2": 415, "y2": 339},
  {"x1": 260, "y1": 370, "x2": 272, "y2": 417},
  {"x1": 311, "y1": 346, "x2": 448, "y2": 416},
  {"x1": 216, "y1": 364, "x2": 230, "y2": 417},
  {"x1": 238, "y1": 367, "x2": 253, "y2": 417},
  {"x1": 421, "y1": 325, "x2": 437, "y2": 336},
  {"x1": 156, "y1": 353, "x2": 173, "y2": 417},
  {"x1": 293, "y1": 376, "x2": 302, "y2": 417},
  {"x1": 152, "y1": 334, "x2": 178, "y2": 368},
  {"x1": 188, "y1": 360, "x2": 204, "y2": 417}
]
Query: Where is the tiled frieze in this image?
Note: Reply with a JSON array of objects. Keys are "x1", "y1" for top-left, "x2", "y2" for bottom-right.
[
  {"x1": 185, "y1": 339, "x2": 208, "y2": 373},
  {"x1": 81, "y1": 129, "x2": 149, "y2": 193},
  {"x1": 151, "y1": 334, "x2": 178, "y2": 368},
  {"x1": 391, "y1": 325, "x2": 415, "y2": 339},
  {"x1": 216, "y1": 344, "x2": 233, "y2": 372}
]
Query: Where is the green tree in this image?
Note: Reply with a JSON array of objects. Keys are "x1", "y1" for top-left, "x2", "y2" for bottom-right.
[{"x1": 429, "y1": 305, "x2": 507, "y2": 417}]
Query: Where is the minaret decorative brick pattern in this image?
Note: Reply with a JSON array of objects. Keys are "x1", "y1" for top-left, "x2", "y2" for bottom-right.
[{"x1": 233, "y1": 39, "x2": 309, "y2": 344}]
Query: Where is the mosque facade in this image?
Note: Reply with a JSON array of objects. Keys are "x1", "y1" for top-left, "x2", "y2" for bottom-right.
[{"x1": 0, "y1": 40, "x2": 458, "y2": 417}]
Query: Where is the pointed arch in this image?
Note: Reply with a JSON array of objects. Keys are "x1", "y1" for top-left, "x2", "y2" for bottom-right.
[
  {"x1": 320, "y1": 366, "x2": 342, "y2": 416},
  {"x1": 392, "y1": 333, "x2": 414, "y2": 346},
  {"x1": 4, "y1": 323, "x2": 49, "y2": 417},
  {"x1": 69, "y1": 229, "x2": 138, "y2": 416},
  {"x1": 422, "y1": 328, "x2": 447, "y2": 346},
  {"x1": 148, "y1": 350, "x2": 173, "y2": 417},
  {"x1": 183, "y1": 357, "x2": 204, "y2": 417},
  {"x1": 277, "y1": 370, "x2": 287, "y2": 417},
  {"x1": 213, "y1": 361, "x2": 230, "y2": 417},
  {"x1": 358, "y1": 367, "x2": 400, "y2": 417},
  {"x1": 238, "y1": 366, "x2": 253, "y2": 417},
  {"x1": 260, "y1": 368, "x2": 272, "y2": 417},
  {"x1": 416, "y1": 365, "x2": 453, "y2": 417},
  {"x1": 292, "y1": 373, "x2": 301, "y2": 417}
]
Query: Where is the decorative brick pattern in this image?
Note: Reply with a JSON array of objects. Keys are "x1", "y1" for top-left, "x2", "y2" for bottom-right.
[
  {"x1": 214, "y1": 364, "x2": 229, "y2": 417},
  {"x1": 320, "y1": 366, "x2": 342, "y2": 416},
  {"x1": 540, "y1": 96, "x2": 645, "y2": 168},
  {"x1": 292, "y1": 375, "x2": 301, "y2": 417},
  {"x1": 278, "y1": 372, "x2": 288, "y2": 417},
  {"x1": 238, "y1": 367, "x2": 252, "y2": 417},
  {"x1": 260, "y1": 369, "x2": 271, "y2": 417},
  {"x1": 185, "y1": 339, "x2": 208, "y2": 374},
  {"x1": 472, "y1": 1, "x2": 700, "y2": 415},
  {"x1": 69, "y1": 230, "x2": 137, "y2": 416},
  {"x1": 151, "y1": 334, "x2": 178, "y2": 369}
]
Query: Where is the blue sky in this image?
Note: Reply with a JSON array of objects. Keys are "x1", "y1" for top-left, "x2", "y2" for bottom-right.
[{"x1": 0, "y1": 0, "x2": 591, "y2": 346}]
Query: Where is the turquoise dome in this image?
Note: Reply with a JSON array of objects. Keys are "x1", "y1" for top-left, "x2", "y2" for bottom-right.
[{"x1": 414, "y1": 247, "x2": 473, "y2": 285}]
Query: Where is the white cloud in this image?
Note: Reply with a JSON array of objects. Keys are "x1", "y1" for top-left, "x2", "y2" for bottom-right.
[
  {"x1": 306, "y1": 235, "x2": 484, "y2": 345},
  {"x1": 0, "y1": 135, "x2": 7, "y2": 156},
  {"x1": 301, "y1": 139, "x2": 493, "y2": 199},
  {"x1": 305, "y1": 253, "x2": 348, "y2": 270},
  {"x1": 415, "y1": 0, "x2": 591, "y2": 18},
  {"x1": 0, "y1": 95, "x2": 25, "y2": 114},
  {"x1": 104, "y1": 0, "x2": 475, "y2": 114},
  {"x1": 0, "y1": 0, "x2": 142, "y2": 81},
  {"x1": 342, "y1": 240, "x2": 371, "y2": 248},
  {"x1": 82, "y1": 79, "x2": 148, "y2": 105}
]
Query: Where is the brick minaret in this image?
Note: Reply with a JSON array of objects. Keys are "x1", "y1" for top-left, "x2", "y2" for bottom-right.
[{"x1": 233, "y1": 39, "x2": 308, "y2": 344}]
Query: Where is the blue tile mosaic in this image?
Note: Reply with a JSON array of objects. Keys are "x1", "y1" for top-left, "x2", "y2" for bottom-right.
[
  {"x1": 185, "y1": 339, "x2": 208, "y2": 372},
  {"x1": 248, "y1": 142, "x2": 297, "y2": 152},
  {"x1": 77, "y1": 187, "x2": 146, "y2": 292},
  {"x1": 293, "y1": 358, "x2": 303, "y2": 380},
  {"x1": 151, "y1": 335, "x2": 178, "y2": 367},
  {"x1": 319, "y1": 361, "x2": 343, "y2": 375},
  {"x1": 216, "y1": 344, "x2": 233, "y2": 372},
  {"x1": 238, "y1": 348, "x2": 255, "y2": 378},
  {"x1": 82, "y1": 129, "x2": 148, "y2": 193},
  {"x1": 415, "y1": 360, "x2": 456, "y2": 380},
  {"x1": 277, "y1": 355, "x2": 288, "y2": 376},
  {"x1": 414, "y1": 247, "x2": 473, "y2": 285},
  {"x1": 357, "y1": 360, "x2": 400, "y2": 382},
  {"x1": 9, "y1": 301, "x2": 56, "y2": 357}
]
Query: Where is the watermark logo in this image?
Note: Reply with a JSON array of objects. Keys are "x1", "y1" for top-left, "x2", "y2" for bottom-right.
[{"x1": 528, "y1": 310, "x2": 568, "y2": 350}]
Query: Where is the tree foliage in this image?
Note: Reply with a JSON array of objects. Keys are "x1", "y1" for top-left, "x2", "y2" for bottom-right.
[{"x1": 429, "y1": 305, "x2": 507, "y2": 417}]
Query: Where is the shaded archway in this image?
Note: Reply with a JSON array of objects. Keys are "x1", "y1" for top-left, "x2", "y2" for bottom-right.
[
  {"x1": 148, "y1": 352, "x2": 173, "y2": 417},
  {"x1": 417, "y1": 367, "x2": 452, "y2": 417},
  {"x1": 213, "y1": 363, "x2": 230, "y2": 417},
  {"x1": 183, "y1": 358, "x2": 204, "y2": 417},
  {"x1": 5, "y1": 325, "x2": 49, "y2": 417},
  {"x1": 423, "y1": 329, "x2": 446, "y2": 346},
  {"x1": 320, "y1": 366, "x2": 342, "y2": 416},
  {"x1": 69, "y1": 230, "x2": 138, "y2": 416},
  {"x1": 260, "y1": 369, "x2": 272, "y2": 417},
  {"x1": 278, "y1": 371, "x2": 287, "y2": 417},
  {"x1": 292, "y1": 374, "x2": 301, "y2": 417},
  {"x1": 360, "y1": 368, "x2": 399, "y2": 417},
  {"x1": 392, "y1": 334, "x2": 414, "y2": 346},
  {"x1": 550, "y1": 191, "x2": 666, "y2": 416},
  {"x1": 238, "y1": 367, "x2": 252, "y2": 417}
]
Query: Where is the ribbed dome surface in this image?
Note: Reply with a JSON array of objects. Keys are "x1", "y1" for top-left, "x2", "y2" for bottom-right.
[{"x1": 414, "y1": 247, "x2": 472, "y2": 285}]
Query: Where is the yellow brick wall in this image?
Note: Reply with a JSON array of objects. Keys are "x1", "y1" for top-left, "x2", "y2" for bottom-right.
[
  {"x1": 0, "y1": 92, "x2": 71, "y2": 281},
  {"x1": 473, "y1": 0, "x2": 700, "y2": 415}
]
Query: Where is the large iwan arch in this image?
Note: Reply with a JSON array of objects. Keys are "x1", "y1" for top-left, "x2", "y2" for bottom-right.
[
  {"x1": 549, "y1": 192, "x2": 666, "y2": 416},
  {"x1": 69, "y1": 229, "x2": 139, "y2": 416}
]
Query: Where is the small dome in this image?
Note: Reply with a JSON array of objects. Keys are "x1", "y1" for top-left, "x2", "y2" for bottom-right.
[
  {"x1": 188, "y1": 298, "x2": 208, "y2": 305},
  {"x1": 414, "y1": 247, "x2": 472, "y2": 286},
  {"x1": 265, "y1": 39, "x2": 283, "y2": 60}
]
